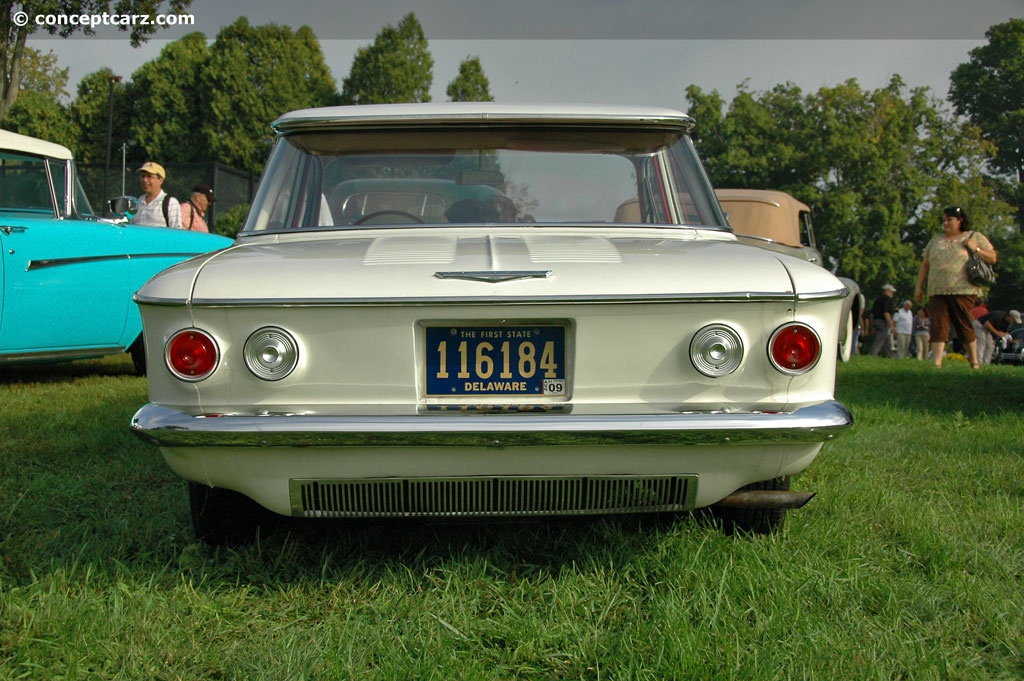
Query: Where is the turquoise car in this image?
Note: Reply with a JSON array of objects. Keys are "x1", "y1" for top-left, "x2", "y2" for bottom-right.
[{"x1": 0, "y1": 129, "x2": 232, "y2": 372}]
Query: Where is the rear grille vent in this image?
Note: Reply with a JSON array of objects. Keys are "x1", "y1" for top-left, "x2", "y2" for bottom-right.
[
  {"x1": 290, "y1": 476, "x2": 697, "y2": 518},
  {"x1": 524, "y1": 236, "x2": 622, "y2": 263}
]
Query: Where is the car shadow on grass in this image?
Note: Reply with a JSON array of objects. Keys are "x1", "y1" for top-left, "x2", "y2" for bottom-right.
[
  {"x1": 0, "y1": 355, "x2": 138, "y2": 385},
  {"x1": 178, "y1": 510, "x2": 713, "y2": 586}
]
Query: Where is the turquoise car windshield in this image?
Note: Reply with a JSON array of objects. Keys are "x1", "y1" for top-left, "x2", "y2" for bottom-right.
[
  {"x1": 0, "y1": 152, "x2": 56, "y2": 213},
  {"x1": 0, "y1": 152, "x2": 95, "y2": 219}
]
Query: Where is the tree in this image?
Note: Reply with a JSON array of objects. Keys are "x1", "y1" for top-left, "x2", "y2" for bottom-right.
[
  {"x1": 686, "y1": 76, "x2": 1010, "y2": 299},
  {"x1": 683, "y1": 84, "x2": 727, "y2": 175},
  {"x1": 67, "y1": 67, "x2": 128, "y2": 164},
  {"x1": 2, "y1": 89, "x2": 75, "y2": 144},
  {"x1": 0, "y1": 46, "x2": 73, "y2": 144},
  {"x1": 124, "y1": 31, "x2": 209, "y2": 163},
  {"x1": 2, "y1": 0, "x2": 193, "y2": 119},
  {"x1": 340, "y1": 12, "x2": 432, "y2": 105},
  {"x1": 446, "y1": 56, "x2": 492, "y2": 102},
  {"x1": 203, "y1": 18, "x2": 338, "y2": 174},
  {"x1": 949, "y1": 18, "x2": 1024, "y2": 227}
]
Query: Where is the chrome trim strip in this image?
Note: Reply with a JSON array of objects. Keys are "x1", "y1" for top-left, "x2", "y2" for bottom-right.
[
  {"x1": 435, "y1": 270, "x2": 552, "y2": 283},
  {"x1": 273, "y1": 109, "x2": 696, "y2": 134},
  {"x1": 135, "y1": 288, "x2": 850, "y2": 308},
  {"x1": 27, "y1": 252, "x2": 208, "y2": 272},
  {"x1": 0, "y1": 346, "x2": 125, "y2": 363},
  {"x1": 131, "y1": 400, "x2": 853, "y2": 449}
]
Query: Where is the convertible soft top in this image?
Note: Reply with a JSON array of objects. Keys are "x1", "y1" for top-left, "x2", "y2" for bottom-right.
[{"x1": 0, "y1": 129, "x2": 73, "y2": 160}]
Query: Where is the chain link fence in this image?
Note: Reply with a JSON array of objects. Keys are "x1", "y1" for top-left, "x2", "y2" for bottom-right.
[{"x1": 78, "y1": 162, "x2": 257, "y2": 236}]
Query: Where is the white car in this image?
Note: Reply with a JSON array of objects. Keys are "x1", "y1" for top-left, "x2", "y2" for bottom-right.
[{"x1": 130, "y1": 103, "x2": 853, "y2": 543}]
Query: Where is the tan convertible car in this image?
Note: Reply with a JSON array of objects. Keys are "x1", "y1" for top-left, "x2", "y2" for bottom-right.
[
  {"x1": 130, "y1": 104, "x2": 853, "y2": 543},
  {"x1": 716, "y1": 189, "x2": 864, "y2": 362}
]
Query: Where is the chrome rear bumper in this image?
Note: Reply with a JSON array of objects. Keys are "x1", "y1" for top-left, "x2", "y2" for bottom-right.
[{"x1": 131, "y1": 400, "x2": 852, "y2": 449}]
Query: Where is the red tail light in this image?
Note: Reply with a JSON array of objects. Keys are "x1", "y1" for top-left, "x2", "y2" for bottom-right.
[
  {"x1": 165, "y1": 329, "x2": 219, "y2": 381},
  {"x1": 769, "y1": 324, "x2": 821, "y2": 374}
]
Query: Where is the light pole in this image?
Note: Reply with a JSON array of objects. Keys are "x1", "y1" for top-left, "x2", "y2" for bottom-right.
[{"x1": 102, "y1": 75, "x2": 123, "y2": 209}]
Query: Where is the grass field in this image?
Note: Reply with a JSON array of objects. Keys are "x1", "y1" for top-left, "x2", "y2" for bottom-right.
[{"x1": 1, "y1": 354, "x2": 1022, "y2": 680}]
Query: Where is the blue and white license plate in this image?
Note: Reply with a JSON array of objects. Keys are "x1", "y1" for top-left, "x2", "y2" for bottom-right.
[{"x1": 425, "y1": 325, "x2": 567, "y2": 397}]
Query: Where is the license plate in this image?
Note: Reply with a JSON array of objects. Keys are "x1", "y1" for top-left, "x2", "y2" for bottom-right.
[{"x1": 425, "y1": 325, "x2": 567, "y2": 397}]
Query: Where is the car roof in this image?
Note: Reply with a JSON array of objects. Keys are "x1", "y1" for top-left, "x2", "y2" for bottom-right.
[
  {"x1": 272, "y1": 102, "x2": 696, "y2": 134},
  {"x1": 0, "y1": 128, "x2": 73, "y2": 160}
]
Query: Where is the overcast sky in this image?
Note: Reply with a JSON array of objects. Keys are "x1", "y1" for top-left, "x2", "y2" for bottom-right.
[{"x1": 27, "y1": 0, "x2": 1024, "y2": 111}]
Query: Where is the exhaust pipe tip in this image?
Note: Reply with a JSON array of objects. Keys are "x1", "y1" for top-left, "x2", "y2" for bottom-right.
[{"x1": 713, "y1": 490, "x2": 816, "y2": 510}]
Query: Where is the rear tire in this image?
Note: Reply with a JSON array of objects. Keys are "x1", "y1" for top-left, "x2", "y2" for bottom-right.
[
  {"x1": 710, "y1": 476, "x2": 791, "y2": 535},
  {"x1": 128, "y1": 336, "x2": 146, "y2": 376},
  {"x1": 189, "y1": 482, "x2": 271, "y2": 546}
]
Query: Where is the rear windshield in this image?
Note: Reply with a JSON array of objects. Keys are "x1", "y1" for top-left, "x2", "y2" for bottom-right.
[{"x1": 241, "y1": 126, "x2": 726, "y2": 233}]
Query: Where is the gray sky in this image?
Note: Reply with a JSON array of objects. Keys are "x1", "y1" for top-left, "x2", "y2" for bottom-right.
[{"x1": 28, "y1": 0, "x2": 1024, "y2": 110}]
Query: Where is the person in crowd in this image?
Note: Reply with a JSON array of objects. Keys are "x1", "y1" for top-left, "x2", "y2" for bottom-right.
[
  {"x1": 893, "y1": 299, "x2": 914, "y2": 359},
  {"x1": 179, "y1": 183, "x2": 215, "y2": 233},
  {"x1": 913, "y1": 206, "x2": 996, "y2": 368},
  {"x1": 1009, "y1": 311, "x2": 1024, "y2": 338},
  {"x1": 131, "y1": 162, "x2": 181, "y2": 229},
  {"x1": 870, "y1": 284, "x2": 897, "y2": 357},
  {"x1": 913, "y1": 307, "x2": 931, "y2": 360},
  {"x1": 980, "y1": 309, "x2": 1021, "y2": 358},
  {"x1": 972, "y1": 298, "x2": 994, "y2": 364}
]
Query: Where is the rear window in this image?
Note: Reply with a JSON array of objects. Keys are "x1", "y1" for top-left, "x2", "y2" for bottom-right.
[{"x1": 242, "y1": 126, "x2": 726, "y2": 233}]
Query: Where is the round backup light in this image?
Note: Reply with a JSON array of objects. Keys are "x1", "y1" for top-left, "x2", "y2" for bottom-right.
[
  {"x1": 165, "y1": 329, "x2": 219, "y2": 381},
  {"x1": 769, "y1": 323, "x2": 822, "y2": 374},
  {"x1": 244, "y1": 327, "x2": 299, "y2": 381},
  {"x1": 690, "y1": 325, "x2": 744, "y2": 377}
]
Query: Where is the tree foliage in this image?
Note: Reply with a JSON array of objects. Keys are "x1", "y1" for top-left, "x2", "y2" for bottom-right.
[
  {"x1": 70, "y1": 19, "x2": 338, "y2": 175},
  {"x1": 125, "y1": 31, "x2": 209, "y2": 163},
  {"x1": 687, "y1": 77, "x2": 1013, "y2": 300},
  {"x1": 340, "y1": 12, "x2": 432, "y2": 105},
  {"x1": 1, "y1": 0, "x2": 193, "y2": 118},
  {"x1": 0, "y1": 46, "x2": 73, "y2": 144},
  {"x1": 949, "y1": 18, "x2": 1024, "y2": 226},
  {"x1": 203, "y1": 19, "x2": 337, "y2": 173},
  {"x1": 66, "y1": 67, "x2": 126, "y2": 164},
  {"x1": 446, "y1": 55, "x2": 493, "y2": 102}
]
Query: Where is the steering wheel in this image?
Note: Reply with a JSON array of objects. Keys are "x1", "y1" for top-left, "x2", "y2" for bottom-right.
[{"x1": 352, "y1": 210, "x2": 425, "y2": 225}]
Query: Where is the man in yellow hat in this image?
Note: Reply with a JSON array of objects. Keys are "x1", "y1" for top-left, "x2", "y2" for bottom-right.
[{"x1": 132, "y1": 161, "x2": 181, "y2": 228}]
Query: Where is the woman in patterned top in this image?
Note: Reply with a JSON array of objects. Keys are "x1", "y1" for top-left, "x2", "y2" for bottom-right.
[{"x1": 913, "y1": 206, "x2": 997, "y2": 368}]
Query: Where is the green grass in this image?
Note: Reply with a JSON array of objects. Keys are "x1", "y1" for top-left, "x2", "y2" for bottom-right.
[{"x1": 1, "y1": 355, "x2": 1022, "y2": 680}]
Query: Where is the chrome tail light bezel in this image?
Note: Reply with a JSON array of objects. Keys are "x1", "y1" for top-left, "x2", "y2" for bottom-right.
[
  {"x1": 690, "y1": 324, "x2": 745, "y2": 377},
  {"x1": 165, "y1": 328, "x2": 220, "y2": 382},
  {"x1": 244, "y1": 326, "x2": 300, "y2": 381}
]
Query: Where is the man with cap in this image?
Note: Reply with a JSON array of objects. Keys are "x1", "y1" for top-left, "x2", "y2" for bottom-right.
[
  {"x1": 179, "y1": 183, "x2": 215, "y2": 233},
  {"x1": 979, "y1": 309, "x2": 1022, "y2": 363},
  {"x1": 132, "y1": 161, "x2": 181, "y2": 229},
  {"x1": 869, "y1": 283, "x2": 898, "y2": 357},
  {"x1": 893, "y1": 299, "x2": 915, "y2": 359}
]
